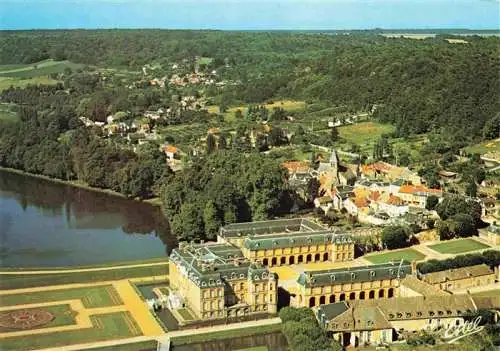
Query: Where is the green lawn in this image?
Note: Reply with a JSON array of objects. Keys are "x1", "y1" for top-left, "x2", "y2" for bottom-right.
[
  {"x1": 472, "y1": 289, "x2": 500, "y2": 297},
  {"x1": 89, "y1": 341, "x2": 157, "y2": 351},
  {"x1": 1, "y1": 312, "x2": 141, "y2": 351},
  {"x1": 0, "y1": 103, "x2": 18, "y2": 122},
  {"x1": 365, "y1": 248, "x2": 426, "y2": 264},
  {"x1": 0, "y1": 59, "x2": 83, "y2": 78},
  {"x1": 0, "y1": 285, "x2": 122, "y2": 308},
  {"x1": 0, "y1": 304, "x2": 77, "y2": 332},
  {"x1": 338, "y1": 122, "x2": 395, "y2": 145},
  {"x1": 428, "y1": 239, "x2": 490, "y2": 255},
  {"x1": 0, "y1": 263, "x2": 168, "y2": 290},
  {"x1": 171, "y1": 323, "x2": 282, "y2": 345},
  {"x1": 236, "y1": 347, "x2": 269, "y2": 351}
]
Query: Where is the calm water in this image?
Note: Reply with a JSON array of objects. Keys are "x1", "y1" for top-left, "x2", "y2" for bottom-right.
[{"x1": 0, "y1": 170, "x2": 177, "y2": 267}]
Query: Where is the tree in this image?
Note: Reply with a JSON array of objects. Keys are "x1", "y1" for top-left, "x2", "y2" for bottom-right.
[
  {"x1": 466, "y1": 181, "x2": 477, "y2": 198},
  {"x1": 203, "y1": 200, "x2": 220, "y2": 240},
  {"x1": 436, "y1": 195, "x2": 482, "y2": 227},
  {"x1": 425, "y1": 195, "x2": 439, "y2": 211},
  {"x1": 306, "y1": 178, "x2": 321, "y2": 204},
  {"x1": 268, "y1": 126, "x2": 287, "y2": 147},
  {"x1": 234, "y1": 109, "x2": 243, "y2": 120},
  {"x1": 171, "y1": 202, "x2": 204, "y2": 241},
  {"x1": 218, "y1": 134, "x2": 228, "y2": 150},
  {"x1": 206, "y1": 133, "x2": 217, "y2": 154},
  {"x1": 381, "y1": 226, "x2": 410, "y2": 249},
  {"x1": 330, "y1": 126, "x2": 339, "y2": 142}
]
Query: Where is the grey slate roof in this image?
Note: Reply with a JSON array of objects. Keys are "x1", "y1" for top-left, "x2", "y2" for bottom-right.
[
  {"x1": 297, "y1": 261, "x2": 412, "y2": 287},
  {"x1": 244, "y1": 232, "x2": 353, "y2": 250},
  {"x1": 170, "y1": 242, "x2": 274, "y2": 287},
  {"x1": 219, "y1": 218, "x2": 325, "y2": 238}
]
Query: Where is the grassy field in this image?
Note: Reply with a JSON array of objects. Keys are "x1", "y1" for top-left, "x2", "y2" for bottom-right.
[
  {"x1": 338, "y1": 121, "x2": 395, "y2": 145},
  {"x1": 0, "y1": 263, "x2": 168, "y2": 290},
  {"x1": 0, "y1": 76, "x2": 61, "y2": 92},
  {"x1": 0, "y1": 285, "x2": 123, "y2": 308},
  {"x1": 0, "y1": 59, "x2": 83, "y2": 78},
  {"x1": 465, "y1": 138, "x2": 500, "y2": 155},
  {"x1": 0, "y1": 103, "x2": 18, "y2": 122},
  {"x1": 89, "y1": 341, "x2": 157, "y2": 351},
  {"x1": 364, "y1": 248, "x2": 426, "y2": 264},
  {"x1": 171, "y1": 323, "x2": 282, "y2": 345},
  {"x1": 237, "y1": 347, "x2": 269, "y2": 351},
  {"x1": 1, "y1": 311, "x2": 141, "y2": 351},
  {"x1": 0, "y1": 304, "x2": 76, "y2": 332},
  {"x1": 428, "y1": 238, "x2": 490, "y2": 255},
  {"x1": 207, "y1": 100, "x2": 306, "y2": 123}
]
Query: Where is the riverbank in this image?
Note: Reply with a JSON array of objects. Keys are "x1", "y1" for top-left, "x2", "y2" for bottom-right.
[{"x1": 0, "y1": 166, "x2": 162, "y2": 206}]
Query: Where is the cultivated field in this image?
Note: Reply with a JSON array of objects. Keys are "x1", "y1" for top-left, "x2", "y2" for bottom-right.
[
  {"x1": 364, "y1": 248, "x2": 426, "y2": 264},
  {"x1": 0, "y1": 103, "x2": 18, "y2": 122},
  {"x1": 0, "y1": 59, "x2": 82, "y2": 78},
  {"x1": 338, "y1": 121, "x2": 395, "y2": 145},
  {"x1": 428, "y1": 238, "x2": 490, "y2": 255},
  {"x1": 465, "y1": 138, "x2": 500, "y2": 155}
]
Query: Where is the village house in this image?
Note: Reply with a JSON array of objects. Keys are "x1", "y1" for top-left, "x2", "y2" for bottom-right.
[
  {"x1": 480, "y1": 222, "x2": 500, "y2": 245},
  {"x1": 361, "y1": 162, "x2": 421, "y2": 185},
  {"x1": 164, "y1": 145, "x2": 179, "y2": 160},
  {"x1": 420, "y1": 264, "x2": 497, "y2": 292},
  {"x1": 315, "y1": 295, "x2": 499, "y2": 348},
  {"x1": 397, "y1": 184, "x2": 443, "y2": 208}
]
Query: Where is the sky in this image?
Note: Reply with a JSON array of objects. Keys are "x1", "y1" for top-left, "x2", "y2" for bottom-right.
[{"x1": 1, "y1": 0, "x2": 499, "y2": 30}]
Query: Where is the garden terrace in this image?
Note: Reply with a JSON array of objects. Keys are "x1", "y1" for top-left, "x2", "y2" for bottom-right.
[{"x1": 297, "y1": 261, "x2": 412, "y2": 288}]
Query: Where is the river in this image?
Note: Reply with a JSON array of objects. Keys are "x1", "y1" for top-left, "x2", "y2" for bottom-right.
[{"x1": 0, "y1": 170, "x2": 177, "y2": 268}]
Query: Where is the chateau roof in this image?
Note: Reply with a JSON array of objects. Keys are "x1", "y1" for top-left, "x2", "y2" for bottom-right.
[
  {"x1": 399, "y1": 184, "x2": 442, "y2": 196},
  {"x1": 421, "y1": 264, "x2": 494, "y2": 285},
  {"x1": 400, "y1": 275, "x2": 449, "y2": 297},
  {"x1": 219, "y1": 218, "x2": 325, "y2": 238},
  {"x1": 316, "y1": 295, "x2": 499, "y2": 332},
  {"x1": 297, "y1": 261, "x2": 412, "y2": 287},
  {"x1": 170, "y1": 242, "x2": 273, "y2": 287},
  {"x1": 244, "y1": 232, "x2": 353, "y2": 251}
]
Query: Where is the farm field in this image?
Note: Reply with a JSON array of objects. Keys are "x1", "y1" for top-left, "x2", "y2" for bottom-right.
[
  {"x1": 465, "y1": 138, "x2": 500, "y2": 155},
  {"x1": 0, "y1": 59, "x2": 83, "y2": 78},
  {"x1": 207, "y1": 100, "x2": 307, "y2": 123},
  {"x1": 428, "y1": 238, "x2": 490, "y2": 255},
  {"x1": 0, "y1": 285, "x2": 123, "y2": 308},
  {"x1": 364, "y1": 248, "x2": 426, "y2": 264},
  {"x1": 89, "y1": 341, "x2": 157, "y2": 351},
  {"x1": 337, "y1": 121, "x2": 395, "y2": 145},
  {"x1": 0, "y1": 311, "x2": 141, "y2": 351},
  {"x1": 0, "y1": 77, "x2": 61, "y2": 92},
  {"x1": 0, "y1": 103, "x2": 18, "y2": 122}
]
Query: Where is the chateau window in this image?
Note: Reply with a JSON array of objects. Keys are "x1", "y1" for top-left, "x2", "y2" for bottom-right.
[
  {"x1": 417, "y1": 312, "x2": 422, "y2": 317},
  {"x1": 389, "y1": 314, "x2": 395, "y2": 319},
  {"x1": 438, "y1": 311, "x2": 444, "y2": 316},
  {"x1": 240, "y1": 282, "x2": 244, "y2": 291},
  {"x1": 351, "y1": 273, "x2": 356, "y2": 279},
  {"x1": 406, "y1": 312, "x2": 411, "y2": 318},
  {"x1": 429, "y1": 311, "x2": 435, "y2": 316},
  {"x1": 202, "y1": 282, "x2": 207, "y2": 287},
  {"x1": 240, "y1": 274, "x2": 245, "y2": 279},
  {"x1": 330, "y1": 275, "x2": 336, "y2": 281},
  {"x1": 370, "y1": 271, "x2": 375, "y2": 277},
  {"x1": 446, "y1": 310, "x2": 452, "y2": 315},
  {"x1": 397, "y1": 313, "x2": 402, "y2": 318}
]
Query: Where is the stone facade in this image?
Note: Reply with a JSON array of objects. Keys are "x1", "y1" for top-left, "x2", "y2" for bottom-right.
[
  {"x1": 293, "y1": 261, "x2": 412, "y2": 308},
  {"x1": 169, "y1": 242, "x2": 277, "y2": 321}
]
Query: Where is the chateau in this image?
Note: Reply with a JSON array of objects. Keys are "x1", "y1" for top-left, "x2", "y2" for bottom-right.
[
  {"x1": 169, "y1": 242, "x2": 278, "y2": 320},
  {"x1": 218, "y1": 218, "x2": 355, "y2": 266},
  {"x1": 293, "y1": 261, "x2": 413, "y2": 308}
]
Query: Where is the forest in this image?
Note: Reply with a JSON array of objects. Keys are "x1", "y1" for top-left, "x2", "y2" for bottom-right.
[{"x1": 0, "y1": 30, "x2": 499, "y2": 240}]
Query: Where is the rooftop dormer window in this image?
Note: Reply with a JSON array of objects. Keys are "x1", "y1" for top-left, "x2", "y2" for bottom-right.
[{"x1": 370, "y1": 271, "x2": 375, "y2": 277}]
